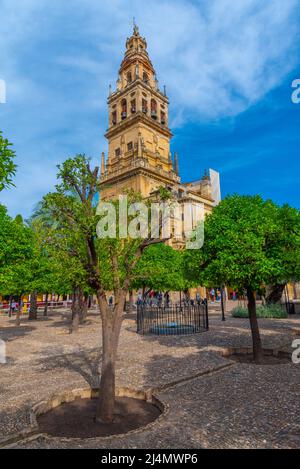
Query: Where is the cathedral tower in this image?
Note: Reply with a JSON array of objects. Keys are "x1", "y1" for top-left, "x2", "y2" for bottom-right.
[{"x1": 99, "y1": 24, "x2": 180, "y2": 200}]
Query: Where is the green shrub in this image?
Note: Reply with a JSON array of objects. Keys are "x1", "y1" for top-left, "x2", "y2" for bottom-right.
[
  {"x1": 256, "y1": 304, "x2": 288, "y2": 318},
  {"x1": 231, "y1": 304, "x2": 288, "y2": 319},
  {"x1": 231, "y1": 306, "x2": 249, "y2": 318}
]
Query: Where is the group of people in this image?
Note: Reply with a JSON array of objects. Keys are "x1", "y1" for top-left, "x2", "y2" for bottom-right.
[
  {"x1": 208, "y1": 288, "x2": 222, "y2": 302},
  {"x1": 209, "y1": 288, "x2": 237, "y2": 302},
  {"x1": 0, "y1": 300, "x2": 19, "y2": 316},
  {"x1": 137, "y1": 291, "x2": 170, "y2": 307},
  {"x1": 108, "y1": 289, "x2": 238, "y2": 309},
  {"x1": 136, "y1": 291, "x2": 208, "y2": 308}
]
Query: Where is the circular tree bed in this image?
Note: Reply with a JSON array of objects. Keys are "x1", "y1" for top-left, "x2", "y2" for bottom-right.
[
  {"x1": 37, "y1": 397, "x2": 161, "y2": 438},
  {"x1": 222, "y1": 347, "x2": 292, "y2": 365},
  {"x1": 32, "y1": 388, "x2": 164, "y2": 439},
  {"x1": 229, "y1": 353, "x2": 291, "y2": 365}
]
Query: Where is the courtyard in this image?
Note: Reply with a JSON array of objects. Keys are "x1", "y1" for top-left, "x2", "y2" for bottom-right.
[{"x1": 0, "y1": 309, "x2": 299, "y2": 449}]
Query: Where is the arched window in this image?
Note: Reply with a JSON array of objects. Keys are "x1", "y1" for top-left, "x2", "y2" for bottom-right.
[
  {"x1": 161, "y1": 111, "x2": 166, "y2": 125},
  {"x1": 131, "y1": 99, "x2": 136, "y2": 114},
  {"x1": 143, "y1": 72, "x2": 149, "y2": 84},
  {"x1": 121, "y1": 99, "x2": 127, "y2": 120},
  {"x1": 112, "y1": 110, "x2": 117, "y2": 125},
  {"x1": 126, "y1": 71, "x2": 132, "y2": 84},
  {"x1": 142, "y1": 98, "x2": 148, "y2": 114},
  {"x1": 151, "y1": 99, "x2": 157, "y2": 119}
]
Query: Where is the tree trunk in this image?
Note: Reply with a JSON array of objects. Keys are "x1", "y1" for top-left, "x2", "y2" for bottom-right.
[
  {"x1": 44, "y1": 292, "x2": 49, "y2": 317},
  {"x1": 16, "y1": 295, "x2": 23, "y2": 327},
  {"x1": 128, "y1": 290, "x2": 134, "y2": 314},
  {"x1": 8, "y1": 294, "x2": 13, "y2": 318},
  {"x1": 70, "y1": 288, "x2": 81, "y2": 333},
  {"x1": 224, "y1": 287, "x2": 228, "y2": 313},
  {"x1": 220, "y1": 287, "x2": 225, "y2": 321},
  {"x1": 96, "y1": 291, "x2": 126, "y2": 423},
  {"x1": 70, "y1": 288, "x2": 87, "y2": 332},
  {"x1": 81, "y1": 293, "x2": 89, "y2": 324},
  {"x1": 247, "y1": 287, "x2": 263, "y2": 363},
  {"x1": 184, "y1": 289, "x2": 190, "y2": 307},
  {"x1": 29, "y1": 291, "x2": 38, "y2": 321},
  {"x1": 265, "y1": 283, "x2": 286, "y2": 305}
]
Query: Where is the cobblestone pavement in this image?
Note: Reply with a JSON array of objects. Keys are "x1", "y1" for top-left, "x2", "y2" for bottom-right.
[{"x1": 0, "y1": 310, "x2": 299, "y2": 448}]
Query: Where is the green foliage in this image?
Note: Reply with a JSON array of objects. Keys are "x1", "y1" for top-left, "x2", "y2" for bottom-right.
[
  {"x1": 132, "y1": 243, "x2": 191, "y2": 292},
  {"x1": 257, "y1": 304, "x2": 288, "y2": 318},
  {"x1": 31, "y1": 202, "x2": 90, "y2": 296},
  {"x1": 232, "y1": 304, "x2": 288, "y2": 319},
  {"x1": 0, "y1": 204, "x2": 34, "y2": 297},
  {"x1": 184, "y1": 194, "x2": 300, "y2": 291},
  {"x1": 231, "y1": 306, "x2": 249, "y2": 318},
  {"x1": 38, "y1": 155, "x2": 145, "y2": 295},
  {"x1": 157, "y1": 186, "x2": 172, "y2": 201},
  {"x1": 0, "y1": 131, "x2": 17, "y2": 191},
  {"x1": 36, "y1": 154, "x2": 186, "y2": 298}
]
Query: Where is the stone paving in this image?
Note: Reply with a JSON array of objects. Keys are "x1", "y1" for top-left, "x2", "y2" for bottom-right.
[{"x1": 0, "y1": 309, "x2": 299, "y2": 449}]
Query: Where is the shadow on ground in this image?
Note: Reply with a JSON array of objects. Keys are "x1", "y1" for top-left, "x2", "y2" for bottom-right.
[
  {"x1": 34, "y1": 347, "x2": 102, "y2": 388},
  {"x1": 0, "y1": 325, "x2": 36, "y2": 342}
]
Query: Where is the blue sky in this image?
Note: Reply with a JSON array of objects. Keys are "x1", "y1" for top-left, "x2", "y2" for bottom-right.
[{"x1": 0, "y1": 0, "x2": 300, "y2": 217}]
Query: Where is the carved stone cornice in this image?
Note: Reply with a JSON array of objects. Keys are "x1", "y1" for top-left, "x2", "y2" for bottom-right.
[
  {"x1": 99, "y1": 157, "x2": 180, "y2": 188},
  {"x1": 108, "y1": 79, "x2": 168, "y2": 105}
]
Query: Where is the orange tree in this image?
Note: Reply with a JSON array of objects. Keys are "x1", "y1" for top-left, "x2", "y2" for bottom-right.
[
  {"x1": 184, "y1": 194, "x2": 300, "y2": 363},
  {"x1": 42, "y1": 154, "x2": 167, "y2": 423},
  {"x1": 131, "y1": 243, "x2": 192, "y2": 296}
]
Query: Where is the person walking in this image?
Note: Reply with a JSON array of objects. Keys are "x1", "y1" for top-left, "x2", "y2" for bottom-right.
[
  {"x1": 137, "y1": 292, "x2": 143, "y2": 306},
  {"x1": 165, "y1": 292, "x2": 170, "y2": 307},
  {"x1": 11, "y1": 300, "x2": 17, "y2": 316}
]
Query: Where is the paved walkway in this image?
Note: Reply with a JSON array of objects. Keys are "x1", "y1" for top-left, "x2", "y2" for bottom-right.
[{"x1": 0, "y1": 310, "x2": 299, "y2": 448}]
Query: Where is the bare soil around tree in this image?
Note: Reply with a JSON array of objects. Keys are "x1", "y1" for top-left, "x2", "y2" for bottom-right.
[{"x1": 37, "y1": 396, "x2": 161, "y2": 438}]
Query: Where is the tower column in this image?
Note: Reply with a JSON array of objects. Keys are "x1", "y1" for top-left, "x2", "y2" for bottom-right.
[{"x1": 101, "y1": 152, "x2": 106, "y2": 176}]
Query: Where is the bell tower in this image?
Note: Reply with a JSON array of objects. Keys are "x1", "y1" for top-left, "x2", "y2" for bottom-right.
[{"x1": 100, "y1": 24, "x2": 180, "y2": 200}]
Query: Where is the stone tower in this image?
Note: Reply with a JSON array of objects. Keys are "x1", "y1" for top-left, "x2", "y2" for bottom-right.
[
  {"x1": 99, "y1": 25, "x2": 220, "y2": 223},
  {"x1": 99, "y1": 24, "x2": 180, "y2": 200}
]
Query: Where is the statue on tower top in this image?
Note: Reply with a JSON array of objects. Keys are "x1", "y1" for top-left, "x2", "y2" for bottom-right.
[{"x1": 133, "y1": 17, "x2": 139, "y2": 36}]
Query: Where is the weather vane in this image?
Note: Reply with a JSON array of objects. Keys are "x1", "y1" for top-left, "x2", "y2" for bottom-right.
[{"x1": 133, "y1": 17, "x2": 139, "y2": 34}]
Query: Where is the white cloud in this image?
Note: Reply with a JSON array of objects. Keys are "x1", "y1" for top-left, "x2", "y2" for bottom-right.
[
  {"x1": 144, "y1": 0, "x2": 299, "y2": 123},
  {"x1": 1, "y1": 0, "x2": 299, "y2": 118},
  {"x1": 0, "y1": 0, "x2": 299, "y2": 216}
]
